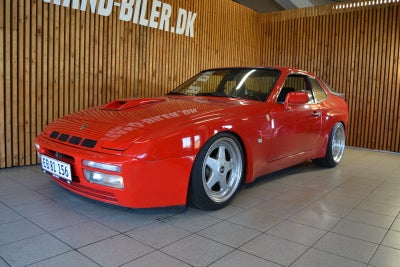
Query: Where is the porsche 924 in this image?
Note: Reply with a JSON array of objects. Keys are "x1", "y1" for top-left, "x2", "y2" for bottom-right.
[{"x1": 35, "y1": 67, "x2": 348, "y2": 210}]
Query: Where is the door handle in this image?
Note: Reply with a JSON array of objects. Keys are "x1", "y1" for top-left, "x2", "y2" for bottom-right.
[{"x1": 312, "y1": 111, "x2": 321, "y2": 117}]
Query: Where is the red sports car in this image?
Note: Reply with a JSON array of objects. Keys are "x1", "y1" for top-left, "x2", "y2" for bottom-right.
[{"x1": 35, "y1": 67, "x2": 348, "y2": 210}]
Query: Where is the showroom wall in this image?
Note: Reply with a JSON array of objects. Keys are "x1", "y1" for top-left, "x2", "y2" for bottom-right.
[
  {"x1": 0, "y1": 0, "x2": 399, "y2": 168},
  {"x1": 261, "y1": 2, "x2": 400, "y2": 153},
  {"x1": 0, "y1": 0, "x2": 261, "y2": 168}
]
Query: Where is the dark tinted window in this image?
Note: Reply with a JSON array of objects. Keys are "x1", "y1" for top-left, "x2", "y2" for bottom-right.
[{"x1": 169, "y1": 68, "x2": 281, "y2": 101}]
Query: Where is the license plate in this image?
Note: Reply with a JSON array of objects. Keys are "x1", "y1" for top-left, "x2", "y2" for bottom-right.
[{"x1": 40, "y1": 155, "x2": 72, "y2": 182}]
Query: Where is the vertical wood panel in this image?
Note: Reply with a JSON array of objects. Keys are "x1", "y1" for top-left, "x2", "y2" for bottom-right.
[
  {"x1": 261, "y1": 1, "x2": 400, "y2": 153},
  {"x1": 0, "y1": 0, "x2": 262, "y2": 167},
  {"x1": 1, "y1": 0, "x2": 399, "y2": 168}
]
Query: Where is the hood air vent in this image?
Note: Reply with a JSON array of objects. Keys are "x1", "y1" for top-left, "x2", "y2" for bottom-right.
[
  {"x1": 49, "y1": 131, "x2": 97, "y2": 149},
  {"x1": 101, "y1": 98, "x2": 166, "y2": 111}
]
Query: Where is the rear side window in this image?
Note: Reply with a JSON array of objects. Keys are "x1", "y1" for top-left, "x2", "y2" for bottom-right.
[
  {"x1": 277, "y1": 74, "x2": 314, "y2": 103},
  {"x1": 310, "y1": 78, "x2": 327, "y2": 102}
]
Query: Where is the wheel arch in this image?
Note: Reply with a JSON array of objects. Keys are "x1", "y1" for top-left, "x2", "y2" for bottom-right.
[{"x1": 187, "y1": 130, "x2": 250, "y2": 209}]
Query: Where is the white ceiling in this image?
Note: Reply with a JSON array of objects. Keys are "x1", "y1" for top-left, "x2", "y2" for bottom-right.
[{"x1": 233, "y1": 0, "x2": 344, "y2": 12}]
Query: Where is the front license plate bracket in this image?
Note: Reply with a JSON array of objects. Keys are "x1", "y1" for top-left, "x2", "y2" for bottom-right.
[{"x1": 40, "y1": 154, "x2": 72, "y2": 182}]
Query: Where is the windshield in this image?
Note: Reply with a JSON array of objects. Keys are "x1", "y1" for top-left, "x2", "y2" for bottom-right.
[{"x1": 168, "y1": 68, "x2": 281, "y2": 101}]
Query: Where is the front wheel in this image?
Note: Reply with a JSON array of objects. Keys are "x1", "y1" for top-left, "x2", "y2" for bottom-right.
[
  {"x1": 189, "y1": 133, "x2": 244, "y2": 210},
  {"x1": 314, "y1": 122, "x2": 346, "y2": 168}
]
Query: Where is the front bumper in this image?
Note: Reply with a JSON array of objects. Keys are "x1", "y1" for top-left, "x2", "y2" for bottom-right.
[{"x1": 35, "y1": 135, "x2": 193, "y2": 208}]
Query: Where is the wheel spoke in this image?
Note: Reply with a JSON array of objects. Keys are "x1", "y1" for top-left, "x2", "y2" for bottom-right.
[
  {"x1": 206, "y1": 171, "x2": 219, "y2": 189},
  {"x1": 217, "y1": 146, "x2": 226, "y2": 162},
  {"x1": 218, "y1": 174, "x2": 228, "y2": 191},
  {"x1": 205, "y1": 156, "x2": 219, "y2": 171}
]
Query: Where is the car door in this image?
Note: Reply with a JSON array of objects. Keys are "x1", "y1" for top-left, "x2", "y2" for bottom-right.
[{"x1": 268, "y1": 73, "x2": 322, "y2": 161}]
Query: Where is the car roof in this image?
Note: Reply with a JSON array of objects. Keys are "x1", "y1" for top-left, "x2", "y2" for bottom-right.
[{"x1": 203, "y1": 66, "x2": 315, "y2": 77}]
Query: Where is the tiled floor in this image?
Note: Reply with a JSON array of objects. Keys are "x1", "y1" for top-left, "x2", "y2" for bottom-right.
[{"x1": 1, "y1": 148, "x2": 400, "y2": 267}]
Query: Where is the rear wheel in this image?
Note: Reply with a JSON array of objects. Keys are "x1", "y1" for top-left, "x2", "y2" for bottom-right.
[
  {"x1": 314, "y1": 122, "x2": 345, "y2": 167},
  {"x1": 189, "y1": 133, "x2": 244, "y2": 210}
]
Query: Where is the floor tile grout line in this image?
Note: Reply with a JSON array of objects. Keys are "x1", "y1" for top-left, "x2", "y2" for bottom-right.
[
  {"x1": 366, "y1": 206, "x2": 400, "y2": 266},
  {"x1": 24, "y1": 249, "x2": 101, "y2": 267},
  {"x1": 277, "y1": 167, "x2": 386, "y2": 266}
]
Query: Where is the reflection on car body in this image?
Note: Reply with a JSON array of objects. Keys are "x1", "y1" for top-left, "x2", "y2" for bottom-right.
[{"x1": 35, "y1": 67, "x2": 348, "y2": 210}]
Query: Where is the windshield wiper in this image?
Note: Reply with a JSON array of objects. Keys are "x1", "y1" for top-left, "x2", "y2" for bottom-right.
[
  {"x1": 166, "y1": 91, "x2": 187, "y2": 96},
  {"x1": 195, "y1": 92, "x2": 227, "y2": 97}
]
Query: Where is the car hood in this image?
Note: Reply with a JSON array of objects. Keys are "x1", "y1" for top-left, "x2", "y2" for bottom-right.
[{"x1": 42, "y1": 96, "x2": 247, "y2": 153}]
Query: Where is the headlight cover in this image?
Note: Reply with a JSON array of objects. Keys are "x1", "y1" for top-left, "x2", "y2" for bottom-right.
[{"x1": 83, "y1": 169, "x2": 124, "y2": 189}]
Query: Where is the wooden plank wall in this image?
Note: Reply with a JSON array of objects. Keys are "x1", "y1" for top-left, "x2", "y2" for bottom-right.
[
  {"x1": 1, "y1": 0, "x2": 399, "y2": 168},
  {"x1": 0, "y1": 0, "x2": 261, "y2": 168},
  {"x1": 261, "y1": 1, "x2": 400, "y2": 153}
]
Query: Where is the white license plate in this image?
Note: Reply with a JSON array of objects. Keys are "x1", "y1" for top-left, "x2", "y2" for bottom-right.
[{"x1": 40, "y1": 155, "x2": 72, "y2": 182}]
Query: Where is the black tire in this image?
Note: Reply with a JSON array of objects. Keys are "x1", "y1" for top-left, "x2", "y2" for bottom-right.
[
  {"x1": 189, "y1": 133, "x2": 244, "y2": 210},
  {"x1": 313, "y1": 122, "x2": 346, "y2": 168}
]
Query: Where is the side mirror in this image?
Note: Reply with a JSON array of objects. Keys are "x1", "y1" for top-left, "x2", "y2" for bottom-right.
[{"x1": 284, "y1": 92, "x2": 309, "y2": 110}]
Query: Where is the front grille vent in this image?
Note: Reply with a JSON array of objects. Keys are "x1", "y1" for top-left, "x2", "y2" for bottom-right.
[{"x1": 49, "y1": 131, "x2": 97, "y2": 149}]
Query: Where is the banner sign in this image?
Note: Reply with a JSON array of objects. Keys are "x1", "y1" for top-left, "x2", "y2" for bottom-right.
[{"x1": 43, "y1": 0, "x2": 197, "y2": 38}]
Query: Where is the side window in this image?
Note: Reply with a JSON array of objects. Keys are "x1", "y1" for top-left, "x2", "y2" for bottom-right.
[
  {"x1": 310, "y1": 78, "x2": 327, "y2": 102},
  {"x1": 277, "y1": 74, "x2": 315, "y2": 103}
]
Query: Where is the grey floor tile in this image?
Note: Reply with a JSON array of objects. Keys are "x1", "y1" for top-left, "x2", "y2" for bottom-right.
[
  {"x1": 0, "y1": 178, "x2": 30, "y2": 197},
  {"x1": 78, "y1": 234, "x2": 154, "y2": 266},
  {"x1": 12, "y1": 198, "x2": 66, "y2": 218},
  {"x1": 319, "y1": 193, "x2": 364, "y2": 208},
  {"x1": 227, "y1": 208, "x2": 282, "y2": 232},
  {"x1": 29, "y1": 251, "x2": 99, "y2": 267},
  {"x1": 308, "y1": 200, "x2": 353, "y2": 218},
  {"x1": 30, "y1": 208, "x2": 90, "y2": 231},
  {"x1": 0, "y1": 257, "x2": 8, "y2": 267},
  {"x1": 122, "y1": 251, "x2": 190, "y2": 267},
  {"x1": 0, "y1": 203, "x2": 22, "y2": 224},
  {"x1": 356, "y1": 199, "x2": 400, "y2": 217},
  {"x1": 381, "y1": 230, "x2": 400, "y2": 249},
  {"x1": 332, "y1": 219, "x2": 387, "y2": 243},
  {"x1": 35, "y1": 184, "x2": 93, "y2": 208},
  {"x1": 209, "y1": 250, "x2": 281, "y2": 267},
  {"x1": 291, "y1": 248, "x2": 365, "y2": 267},
  {"x1": 52, "y1": 220, "x2": 119, "y2": 248},
  {"x1": 346, "y1": 177, "x2": 383, "y2": 187},
  {"x1": 252, "y1": 198, "x2": 307, "y2": 218},
  {"x1": 365, "y1": 192, "x2": 400, "y2": 207},
  {"x1": 126, "y1": 221, "x2": 191, "y2": 249},
  {"x1": 345, "y1": 209, "x2": 395, "y2": 229},
  {"x1": 314, "y1": 232, "x2": 378, "y2": 263},
  {"x1": 198, "y1": 221, "x2": 260, "y2": 248},
  {"x1": 240, "y1": 234, "x2": 308, "y2": 266},
  {"x1": 370, "y1": 245, "x2": 400, "y2": 267},
  {"x1": 276, "y1": 172, "x2": 316, "y2": 186},
  {"x1": 267, "y1": 220, "x2": 326, "y2": 246},
  {"x1": 289, "y1": 207, "x2": 341, "y2": 230},
  {"x1": 161, "y1": 209, "x2": 221, "y2": 232},
  {"x1": 69, "y1": 202, "x2": 123, "y2": 220},
  {"x1": 1, "y1": 148, "x2": 399, "y2": 267},
  {"x1": 161, "y1": 234, "x2": 233, "y2": 266},
  {"x1": 390, "y1": 217, "x2": 400, "y2": 231},
  {"x1": 0, "y1": 234, "x2": 71, "y2": 267},
  {"x1": 229, "y1": 191, "x2": 267, "y2": 209},
  {"x1": 257, "y1": 180, "x2": 297, "y2": 193},
  {"x1": 205, "y1": 204, "x2": 245, "y2": 220},
  {"x1": 0, "y1": 219, "x2": 44, "y2": 245},
  {"x1": 240, "y1": 186, "x2": 282, "y2": 201},
  {"x1": 96, "y1": 210, "x2": 158, "y2": 232},
  {"x1": 0, "y1": 190, "x2": 48, "y2": 207}
]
